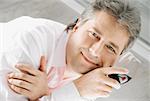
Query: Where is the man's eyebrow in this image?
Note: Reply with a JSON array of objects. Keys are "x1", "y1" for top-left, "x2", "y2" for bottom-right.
[
  {"x1": 109, "y1": 42, "x2": 119, "y2": 51},
  {"x1": 93, "y1": 27, "x2": 119, "y2": 51},
  {"x1": 93, "y1": 27, "x2": 103, "y2": 35}
]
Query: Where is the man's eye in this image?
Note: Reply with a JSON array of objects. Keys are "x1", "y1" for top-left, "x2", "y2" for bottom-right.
[
  {"x1": 106, "y1": 45, "x2": 116, "y2": 54},
  {"x1": 88, "y1": 31, "x2": 100, "y2": 40}
]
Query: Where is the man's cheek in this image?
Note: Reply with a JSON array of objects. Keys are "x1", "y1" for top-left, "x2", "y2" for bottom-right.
[
  {"x1": 102, "y1": 55, "x2": 117, "y2": 67},
  {"x1": 109, "y1": 57, "x2": 117, "y2": 67}
]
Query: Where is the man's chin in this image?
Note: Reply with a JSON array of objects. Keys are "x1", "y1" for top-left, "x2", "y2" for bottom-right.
[
  {"x1": 79, "y1": 66, "x2": 100, "y2": 74},
  {"x1": 70, "y1": 62, "x2": 101, "y2": 75}
]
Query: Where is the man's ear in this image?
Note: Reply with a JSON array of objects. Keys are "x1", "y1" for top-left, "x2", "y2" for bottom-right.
[
  {"x1": 72, "y1": 18, "x2": 81, "y2": 32},
  {"x1": 72, "y1": 25, "x2": 78, "y2": 32}
]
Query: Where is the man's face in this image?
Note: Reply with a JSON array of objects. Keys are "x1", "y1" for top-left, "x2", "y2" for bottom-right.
[{"x1": 66, "y1": 11, "x2": 129, "y2": 74}]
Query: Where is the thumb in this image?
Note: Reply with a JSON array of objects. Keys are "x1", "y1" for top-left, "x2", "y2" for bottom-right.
[
  {"x1": 39, "y1": 56, "x2": 46, "y2": 72},
  {"x1": 101, "y1": 67, "x2": 129, "y2": 75}
]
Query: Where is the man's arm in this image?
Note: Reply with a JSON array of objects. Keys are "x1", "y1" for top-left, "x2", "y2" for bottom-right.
[
  {"x1": 0, "y1": 17, "x2": 54, "y2": 100},
  {"x1": 50, "y1": 82, "x2": 85, "y2": 101},
  {"x1": 50, "y1": 67, "x2": 128, "y2": 101}
]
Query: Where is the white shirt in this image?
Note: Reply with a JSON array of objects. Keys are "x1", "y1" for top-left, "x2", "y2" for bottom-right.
[{"x1": 0, "y1": 16, "x2": 84, "y2": 101}]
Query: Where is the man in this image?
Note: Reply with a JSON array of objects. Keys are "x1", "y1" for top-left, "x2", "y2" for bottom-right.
[{"x1": 0, "y1": 0, "x2": 141, "y2": 101}]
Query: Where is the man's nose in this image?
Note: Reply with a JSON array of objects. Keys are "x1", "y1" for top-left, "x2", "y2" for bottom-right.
[{"x1": 89, "y1": 39, "x2": 105, "y2": 57}]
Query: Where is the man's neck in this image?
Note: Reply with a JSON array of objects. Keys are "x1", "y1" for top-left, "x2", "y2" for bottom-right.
[{"x1": 63, "y1": 65, "x2": 82, "y2": 79}]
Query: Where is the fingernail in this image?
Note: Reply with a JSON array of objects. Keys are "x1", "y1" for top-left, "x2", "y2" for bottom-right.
[
  {"x1": 109, "y1": 90, "x2": 112, "y2": 93},
  {"x1": 115, "y1": 84, "x2": 121, "y2": 90},
  {"x1": 104, "y1": 93, "x2": 110, "y2": 98},
  {"x1": 10, "y1": 84, "x2": 14, "y2": 89},
  {"x1": 15, "y1": 64, "x2": 20, "y2": 68},
  {"x1": 125, "y1": 68, "x2": 129, "y2": 72},
  {"x1": 8, "y1": 73, "x2": 14, "y2": 78},
  {"x1": 16, "y1": 63, "x2": 23, "y2": 67},
  {"x1": 8, "y1": 79, "x2": 13, "y2": 83},
  {"x1": 105, "y1": 94, "x2": 110, "y2": 97},
  {"x1": 114, "y1": 83, "x2": 121, "y2": 89},
  {"x1": 123, "y1": 68, "x2": 129, "y2": 74}
]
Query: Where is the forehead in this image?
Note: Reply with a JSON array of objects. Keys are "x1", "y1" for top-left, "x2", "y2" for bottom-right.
[{"x1": 84, "y1": 11, "x2": 129, "y2": 53}]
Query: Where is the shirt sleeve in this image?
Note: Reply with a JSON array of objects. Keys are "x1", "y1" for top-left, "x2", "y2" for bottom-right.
[
  {"x1": 0, "y1": 17, "x2": 55, "y2": 101},
  {"x1": 50, "y1": 82, "x2": 92, "y2": 101}
]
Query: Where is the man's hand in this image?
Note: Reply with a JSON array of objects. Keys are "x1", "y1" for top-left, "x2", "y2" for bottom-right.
[
  {"x1": 7, "y1": 56, "x2": 49, "y2": 101},
  {"x1": 74, "y1": 67, "x2": 128, "y2": 99}
]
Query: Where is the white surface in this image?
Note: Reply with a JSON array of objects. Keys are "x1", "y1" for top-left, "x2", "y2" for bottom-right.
[
  {"x1": 0, "y1": 23, "x2": 3, "y2": 52},
  {"x1": 0, "y1": 0, "x2": 149, "y2": 101},
  {"x1": 131, "y1": 39, "x2": 150, "y2": 62},
  {"x1": 61, "y1": 0, "x2": 84, "y2": 14}
]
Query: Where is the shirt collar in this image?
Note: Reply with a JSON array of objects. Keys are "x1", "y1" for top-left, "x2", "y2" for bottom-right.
[{"x1": 51, "y1": 31, "x2": 68, "y2": 67}]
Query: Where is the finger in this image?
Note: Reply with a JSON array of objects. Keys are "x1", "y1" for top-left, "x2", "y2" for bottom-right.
[
  {"x1": 8, "y1": 78, "x2": 32, "y2": 91},
  {"x1": 97, "y1": 91, "x2": 110, "y2": 98},
  {"x1": 100, "y1": 75, "x2": 120, "y2": 89},
  {"x1": 15, "y1": 64, "x2": 38, "y2": 76},
  {"x1": 9, "y1": 84, "x2": 33, "y2": 99},
  {"x1": 98, "y1": 83, "x2": 113, "y2": 93},
  {"x1": 8, "y1": 72, "x2": 35, "y2": 84},
  {"x1": 9, "y1": 84, "x2": 30, "y2": 95},
  {"x1": 39, "y1": 56, "x2": 46, "y2": 73},
  {"x1": 85, "y1": 91, "x2": 110, "y2": 99},
  {"x1": 101, "y1": 67, "x2": 129, "y2": 75}
]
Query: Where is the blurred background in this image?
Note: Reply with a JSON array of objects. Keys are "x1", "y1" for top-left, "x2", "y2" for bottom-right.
[{"x1": 0, "y1": 0, "x2": 150, "y2": 101}]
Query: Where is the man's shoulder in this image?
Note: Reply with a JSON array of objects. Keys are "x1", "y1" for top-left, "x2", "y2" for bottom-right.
[{"x1": 5, "y1": 16, "x2": 66, "y2": 32}]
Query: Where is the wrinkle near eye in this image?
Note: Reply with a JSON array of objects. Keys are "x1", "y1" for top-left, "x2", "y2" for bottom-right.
[
  {"x1": 105, "y1": 44, "x2": 116, "y2": 54},
  {"x1": 88, "y1": 31, "x2": 100, "y2": 41}
]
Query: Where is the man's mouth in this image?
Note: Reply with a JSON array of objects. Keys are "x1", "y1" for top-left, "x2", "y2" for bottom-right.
[{"x1": 81, "y1": 51, "x2": 99, "y2": 67}]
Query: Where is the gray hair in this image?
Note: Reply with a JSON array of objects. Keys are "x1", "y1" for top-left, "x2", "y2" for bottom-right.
[{"x1": 66, "y1": 0, "x2": 141, "y2": 53}]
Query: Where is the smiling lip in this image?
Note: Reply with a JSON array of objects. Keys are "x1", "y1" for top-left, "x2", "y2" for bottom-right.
[{"x1": 81, "y1": 51, "x2": 98, "y2": 67}]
